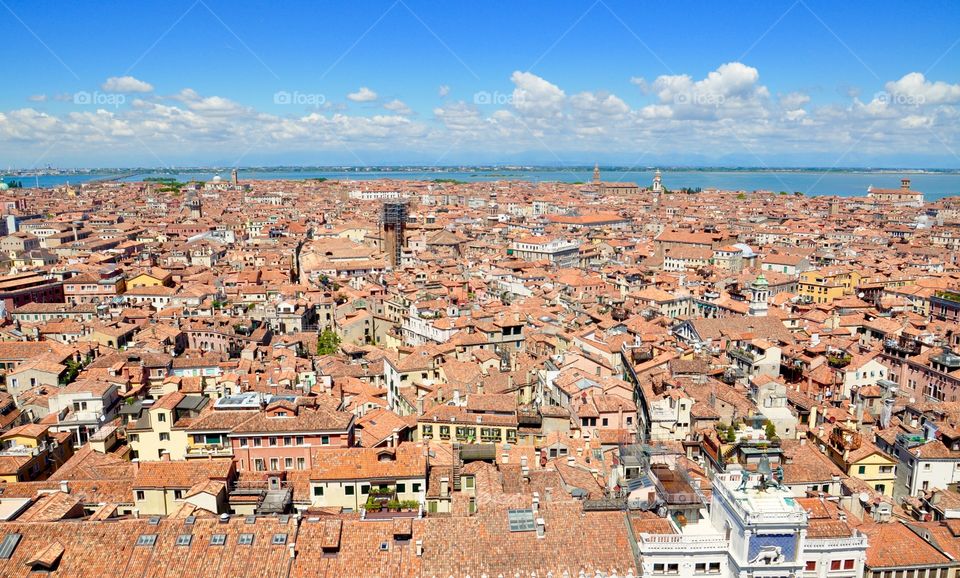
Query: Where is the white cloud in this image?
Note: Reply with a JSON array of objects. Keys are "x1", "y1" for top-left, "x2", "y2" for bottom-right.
[
  {"x1": 383, "y1": 99, "x2": 412, "y2": 115},
  {"x1": 510, "y1": 71, "x2": 565, "y2": 118},
  {"x1": 438, "y1": 85, "x2": 451, "y2": 97},
  {"x1": 1, "y1": 66, "x2": 958, "y2": 165},
  {"x1": 102, "y1": 76, "x2": 154, "y2": 93},
  {"x1": 885, "y1": 72, "x2": 960, "y2": 105},
  {"x1": 28, "y1": 94, "x2": 47, "y2": 103},
  {"x1": 347, "y1": 87, "x2": 378, "y2": 102}
]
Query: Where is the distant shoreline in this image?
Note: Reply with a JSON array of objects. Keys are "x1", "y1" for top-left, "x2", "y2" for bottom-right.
[{"x1": 4, "y1": 165, "x2": 960, "y2": 177}]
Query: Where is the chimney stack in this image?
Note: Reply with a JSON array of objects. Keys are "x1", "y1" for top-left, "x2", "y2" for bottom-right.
[
  {"x1": 535, "y1": 517, "x2": 546, "y2": 539},
  {"x1": 59, "y1": 480, "x2": 70, "y2": 494}
]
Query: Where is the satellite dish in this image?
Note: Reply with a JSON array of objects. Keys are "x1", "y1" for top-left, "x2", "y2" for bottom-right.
[{"x1": 858, "y1": 492, "x2": 870, "y2": 503}]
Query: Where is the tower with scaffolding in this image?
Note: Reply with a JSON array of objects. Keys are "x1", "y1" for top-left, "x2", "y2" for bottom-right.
[{"x1": 381, "y1": 201, "x2": 408, "y2": 268}]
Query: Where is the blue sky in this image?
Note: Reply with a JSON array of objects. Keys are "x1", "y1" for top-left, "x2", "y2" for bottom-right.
[{"x1": 2, "y1": 0, "x2": 959, "y2": 167}]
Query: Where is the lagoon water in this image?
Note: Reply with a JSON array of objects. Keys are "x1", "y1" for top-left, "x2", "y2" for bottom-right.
[{"x1": 7, "y1": 169, "x2": 960, "y2": 200}]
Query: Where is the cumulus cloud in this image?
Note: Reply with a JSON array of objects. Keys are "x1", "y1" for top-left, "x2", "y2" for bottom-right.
[
  {"x1": 884, "y1": 72, "x2": 960, "y2": 105},
  {"x1": 643, "y1": 62, "x2": 770, "y2": 120},
  {"x1": 383, "y1": 99, "x2": 412, "y2": 115},
  {"x1": 1, "y1": 66, "x2": 958, "y2": 165},
  {"x1": 347, "y1": 87, "x2": 378, "y2": 102},
  {"x1": 510, "y1": 71, "x2": 565, "y2": 118},
  {"x1": 102, "y1": 76, "x2": 154, "y2": 93}
]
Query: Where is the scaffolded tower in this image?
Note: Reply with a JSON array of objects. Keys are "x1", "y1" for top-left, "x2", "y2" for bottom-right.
[{"x1": 382, "y1": 201, "x2": 408, "y2": 268}]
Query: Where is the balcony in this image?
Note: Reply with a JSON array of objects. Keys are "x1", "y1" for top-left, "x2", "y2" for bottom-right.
[
  {"x1": 636, "y1": 533, "x2": 729, "y2": 553},
  {"x1": 728, "y1": 347, "x2": 757, "y2": 363},
  {"x1": 185, "y1": 444, "x2": 233, "y2": 458}
]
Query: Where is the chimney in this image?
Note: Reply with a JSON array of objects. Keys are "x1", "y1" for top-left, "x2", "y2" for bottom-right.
[
  {"x1": 288, "y1": 543, "x2": 296, "y2": 559},
  {"x1": 501, "y1": 451, "x2": 510, "y2": 464},
  {"x1": 59, "y1": 480, "x2": 70, "y2": 494},
  {"x1": 545, "y1": 487, "x2": 553, "y2": 502},
  {"x1": 532, "y1": 492, "x2": 540, "y2": 513},
  {"x1": 440, "y1": 477, "x2": 449, "y2": 497},
  {"x1": 416, "y1": 395, "x2": 424, "y2": 416},
  {"x1": 567, "y1": 456, "x2": 575, "y2": 466},
  {"x1": 535, "y1": 517, "x2": 546, "y2": 539},
  {"x1": 453, "y1": 389, "x2": 460, "y2": 405},
  {"x1": 161, "y1": 451, "x2": 171, "y2": 462},
  {"x1": 415, "y1": 540, "x2": 424, "y2": 557}
]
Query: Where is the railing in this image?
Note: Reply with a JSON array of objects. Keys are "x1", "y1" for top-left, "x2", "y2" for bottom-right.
[
  {"x1": 804, "y1": 534, "x2": 868, "y2": 551},
  {"x1": 186, "y1": 444, "x2": 233, "y2": 456},
  {"x1": 712, "y1": 474, "x2": 807, "y2": 524},
  {"x1": 728, "y1": 348, "x2": 757, "y2": 362},
  {"x1": 637, "y1": 533, "x2": 729, "y2": 552}
]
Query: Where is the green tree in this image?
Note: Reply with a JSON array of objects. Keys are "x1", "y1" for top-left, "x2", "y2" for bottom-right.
[
  {"x1": 764, "y1": 421, "x2": 778, "y2": 441},
  {"x1": 317, "y1": 329, "x2": 341, "y2": 355},
  {"x1": 736, "y1": 192, "x2": 746, "y2": 200}
]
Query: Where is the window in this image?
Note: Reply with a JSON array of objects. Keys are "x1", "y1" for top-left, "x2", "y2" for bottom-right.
[
  {"x1": 239, "y1": 438, "x2": 248, "y2": 447},
  {"x1": 269, "y1": 437, "x2": 278, "y2": 447},
  {"x1": 176, "y1": 534, "x2": 192, "y2": 547},
  {"x1": 159, "y1": 433, "x2": 170, "y2": 442},
  {"x1": 708, "y1": 563, "x2": 719, "y2": 574},
  {"x1": 858, "y1": 465, "x2": 866, "y2": 474},
  {"x1": 173, "y1": 489, "x2": 184, "y2": 500},
  {"x1": 361, "y1": 485, "x2": 370, "y2": 495},
  {"x1": 321, "y1": 435, "x2": 330, "y2": 445},
  {"x1": 270, "y1": 458, "x2": 279, "y2": 470},
  {"x1": 880, "y1": 465, "x2": 895, "y2": 474},
  {"x1": 254, "y1": 459, "x2": 266, "y2": 472},
  {"x1": 295, "y1": 436, "x2": 304, "y2": 445},
  {"x1": 297, "y1": 457, "x2": 306, "y2": 469},
  {"x1": 253, "y1": 438, "x2": 262, "y2": 447},
  {"x1": 602, "y1": 418, "x2": 608, "y2": 427},
  {"x1": 345, "y1": 486, "x2": 355, "y2": 496},
  {"x1": 412, "y1": 483, "x2": 421, "y2": 493},
  {"x1": 210, "y1": 534, "x2": 226, "y2": 546},
  {"x1": 313, "y1": 486, "x2": 324, "y2": 497},
  {"x1": 464, "y1": 477, "x2": 474, "y2": 489},
  {"x1": 805, "y1": 561, "x2": 816, "y2": 571},
  {"x1": 135, "y1": 491, "x2": 145, "y2": 501},
  {"x1": 397, "y1": 483, "x2": 406, "y2": 493},
  {"x1": 272, "y1": 534, "x2": 288, "y2": 546},
  {"x1": 238, "y1": 534, "x2": 254, "y2": 545},
  {"x1": 844, "y1": 559, "x2": 854, "y2": 570},
  {"x1": 283, "y1": 436, "x2": 292, "y2": 446},
  {"x1": 831, "y1": 560, "x2": 841, "y2": 571},
  {"x1": 136, "y1": 534, "x2": 157, "y2": 547},
  {"x1": 157, "y1": 413, "x2": 166, "y2": 422},
  {"x1": 284, "y1": 458, "x2": 293, "y2": 470}
]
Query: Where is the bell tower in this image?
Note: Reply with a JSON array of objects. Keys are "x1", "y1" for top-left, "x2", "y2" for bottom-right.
[{"x1": 748, "y1": 273, "x2": 769, "y2": 317}]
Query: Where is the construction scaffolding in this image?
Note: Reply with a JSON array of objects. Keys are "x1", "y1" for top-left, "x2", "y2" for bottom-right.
[{"x1": 382, "y1": 201, "x2": 408, "y2": 268}]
